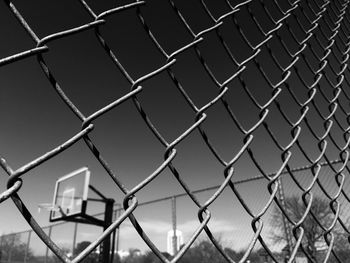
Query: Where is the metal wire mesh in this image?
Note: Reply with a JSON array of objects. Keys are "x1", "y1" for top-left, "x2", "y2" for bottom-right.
[{"x1": 1, "y1": 0, "x2": 350, "y2": 262}]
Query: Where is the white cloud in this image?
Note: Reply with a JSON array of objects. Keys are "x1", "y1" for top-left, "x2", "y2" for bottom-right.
[
  {"x1": 178, "y1": 219, "x2": 236, "y2": 234},
  {"x1": 119, "y1": 218, "x2": 236, "y2": 238}
]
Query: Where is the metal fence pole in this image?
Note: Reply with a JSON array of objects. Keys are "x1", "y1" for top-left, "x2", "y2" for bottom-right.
[
  {"x1": 116, "y1": 207, "x2": 120, "y2": 256},
  {"x1": 45, "y1": 226, "x2": 52, "y2": 263},
  {"x1": 0, "y1": 235, "x2": 4, "y2": 263},
  {"x1": 72, "y1": 223, "x2": 78, "y2": 257},
  {"x1": 24, "y1": 231, "x2": 31, "y2": 263},
  {"x1": 171, "y1": 196, "x2": 177, "y2": 255},
  {"x1": 112, "y1": 206, "x2": 121, "y2": 259},
  {"x1": 8, "y1": 234, "x2": 15, "y2": 263}
]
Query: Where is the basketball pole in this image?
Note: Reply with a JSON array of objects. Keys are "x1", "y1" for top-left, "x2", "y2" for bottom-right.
[
  {"x1": 101, "y1": 198, "x2": 115, "y2": 263},
  {"x1": 87, "y1": 185, "x2": 115, "y2": 263},
  {"x1": 59, "y1": 184, "x2": 116, "y2": 263}
]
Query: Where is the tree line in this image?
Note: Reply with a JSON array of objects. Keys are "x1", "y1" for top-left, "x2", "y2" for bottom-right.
[{"x1": 1, "y1": 196, "x2": 350, "y2": 263}]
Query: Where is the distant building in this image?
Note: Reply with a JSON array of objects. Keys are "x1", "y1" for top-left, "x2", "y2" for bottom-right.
[{"x1": 167, "y1": 229, "x2": 183, "y2": 256}]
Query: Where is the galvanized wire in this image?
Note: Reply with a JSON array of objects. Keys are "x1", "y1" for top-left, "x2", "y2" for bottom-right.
[{"x1": 1, "y1": 0, "x2": 350, "y2": 262}]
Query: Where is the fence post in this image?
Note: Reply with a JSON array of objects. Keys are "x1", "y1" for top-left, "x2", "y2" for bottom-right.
[
  {"x1": 112, "y1": 206, "x2": 121, "y2": 261},
  {"x1": 171, "y1": 196, "x2": 177, "y2": 255},
  {"x1": 0, "y1": 235, "x2": 3, "y2": 262},
  {"x1": 72, "y1": 223, "x2": 78, "y2": 257},
  {"x1": 8, "y1": 234, "x2": 15, "y2": 263},
  {"x1": 45, "y1": 226, "x2": 52, "y2": 263},
  {"x1": 24, "y1": 231, "x2": 31, "y2": 263},
  {"x1": 116, "y1": 205, "x2": 122, "y2": 255}
]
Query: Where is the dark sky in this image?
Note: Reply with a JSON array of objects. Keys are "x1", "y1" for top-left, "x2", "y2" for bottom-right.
[{"x1": 0, "y1": 0, "x2": 349, "y2": 255}]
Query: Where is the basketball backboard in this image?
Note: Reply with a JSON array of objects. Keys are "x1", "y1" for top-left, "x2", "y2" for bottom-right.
[{"x1": 50, "y1": 167, "x2": 90, "y2": 222}]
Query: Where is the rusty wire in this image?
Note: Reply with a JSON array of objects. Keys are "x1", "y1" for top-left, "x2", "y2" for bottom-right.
[{"x1": 1, "y1": 0, "x2": 350, "y2": 262}]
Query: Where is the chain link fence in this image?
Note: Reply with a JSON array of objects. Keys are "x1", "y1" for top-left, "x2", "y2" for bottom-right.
[{"x1": 1, "y1": 0, "x2": 350, "y2": 262}]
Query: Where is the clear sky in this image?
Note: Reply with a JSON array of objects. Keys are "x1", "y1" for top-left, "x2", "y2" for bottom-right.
[{"x1": 1, "y1": 0, "x2": 350, "y2": 260}]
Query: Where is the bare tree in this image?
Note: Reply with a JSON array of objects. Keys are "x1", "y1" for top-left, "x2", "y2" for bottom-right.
[
  {"x1": 270, "y1": 196, "x2": 350, "y2": 262},
  {"x1": 73, "y1": 241, "x2": 99, "y2": 263},
  {"x1": 0, "y1": 233, "x2": 34, "y2": 262}
]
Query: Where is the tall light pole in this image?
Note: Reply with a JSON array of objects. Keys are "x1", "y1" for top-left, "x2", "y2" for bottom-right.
[{"x1": 277, "y1": 176, "x2": 294, "y2": 258}]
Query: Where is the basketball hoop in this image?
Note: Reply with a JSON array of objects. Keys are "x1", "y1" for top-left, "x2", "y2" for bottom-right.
[{"x1": 50, "y1": 166, "x2": 90, "y2": 222}]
